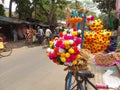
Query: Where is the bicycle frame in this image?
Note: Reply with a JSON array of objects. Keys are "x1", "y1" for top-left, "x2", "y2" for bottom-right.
[{"x1": 65, "y1": 71, "x2": 98, "y2": 90}]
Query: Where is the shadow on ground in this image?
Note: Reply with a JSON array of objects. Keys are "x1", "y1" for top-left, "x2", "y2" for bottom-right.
[{"x1": 9, "y1": 40, "x2": 42, "y2": 49}]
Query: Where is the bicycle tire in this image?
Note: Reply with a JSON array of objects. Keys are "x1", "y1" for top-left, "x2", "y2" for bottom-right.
[
  {"x1": 0, "y1": 43, "x2": 12, "y2": 57},
  {"x1": 77, "y1": 81, "x2": 84, "y2": 90},
  {"x1": 65, "y1": 72, "x2": 77, "y2": 90},
  {"x1": 65, "y1": 72, "x2": 85, "y2": 90},
  {"x1": 42, "y1": 37, "x2": 49, "y2": 48}
]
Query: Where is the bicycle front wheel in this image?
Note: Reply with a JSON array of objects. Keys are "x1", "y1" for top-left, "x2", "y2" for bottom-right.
[
  {"x1": 65, "y1": 72, "x2": 77, "y2": 90},
  {"x1": 0, "y1": 43, "x2": 12, "y2": 57},
  {"x1": 65, "y1": 71, "x2": 85, "y2": 90}
]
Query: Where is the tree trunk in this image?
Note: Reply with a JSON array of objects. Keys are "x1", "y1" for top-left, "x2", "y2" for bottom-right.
[
  {"x1": 9, "y1": 0, "x2": 12, "y2": 18},
  {"x1": 34, "y1": 2, "x2": 36, "y2": 19},
  {"x1": 47, "y1": 14, "x2": 52, "y2": 26},
  {"x1": 2, "y1": 0, "x2": 4, "y2": 3},
  {"x1": 18, "y1": 12, "x2": 21, "y2": 19}
]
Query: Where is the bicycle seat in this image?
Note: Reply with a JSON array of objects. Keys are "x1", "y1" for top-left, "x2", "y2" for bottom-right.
[{"x1": 77, "y1": 70, "x2": 94, "y2": 78}]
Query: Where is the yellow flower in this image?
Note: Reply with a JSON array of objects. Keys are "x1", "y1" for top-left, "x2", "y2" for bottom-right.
[
  {"x1": 61, "y1": 57, "x2": 66, "y2": 62},
  {"x1": 61, "y1": 53, "x2": 66, "y2": 57},
  {"x1": 46, "y1": 52, "x2": 49, "y2": 56},
  {"x1": 72, "y1": 31, "x2": 78, "y2": 36},
  {"x1": 64, "y1": 40, "x2": 70, "y2": 46},
  {"x1": 72, "y1": 60, "x2": 77, "y2": 65},
  {"x1": 76, "y1": 54, "x2": 80, "y2": 59},
  {"x1": 68, "y1": 48, "x2": 75, "y2": 54},
  {"x1": 65, "y1": 53, "x2": 70, "y2": 58}
]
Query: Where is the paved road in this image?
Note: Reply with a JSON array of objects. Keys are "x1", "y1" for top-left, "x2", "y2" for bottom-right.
[{"x1": 0, "y1": 46, "x2": 66, "y2": 90}]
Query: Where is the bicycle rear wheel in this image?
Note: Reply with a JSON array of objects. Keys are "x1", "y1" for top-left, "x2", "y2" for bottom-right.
[{"x1": 0, "y1": 43, "x2": 12, "y2": 57}]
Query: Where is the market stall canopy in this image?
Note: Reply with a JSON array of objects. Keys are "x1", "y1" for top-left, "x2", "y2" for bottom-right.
[{"x1": 0, "y1": 16, "x2": 30, "y2": 24}]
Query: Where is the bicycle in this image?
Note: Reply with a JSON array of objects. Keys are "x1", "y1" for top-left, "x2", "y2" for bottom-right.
[
  {"x1": 0, "y1": 37, "x2": 12, "y2": 57},
  {"x1": 42, "y1": 36, "x2": 50, "y2": 48},
  {"x1": 65, "y1": 66, "x2": 98, "y2": 90}
]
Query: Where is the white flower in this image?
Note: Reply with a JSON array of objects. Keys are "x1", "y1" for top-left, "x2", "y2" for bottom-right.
[
  {"x1": 69, "y1": 40, "x2": 74, "y2": 44},
  {"x1": 78, "y1": 29, "x2": 82, "y2": 34},
  {"x1": 59, "y1": 48, "x2": 65, "y2": 53},
  {"x1": 77, "y1": 44, "x2": 81, "y2": 50},
  {"x1": 50, "y1": 49, "x2": 54, "y2": 53},
  {"x1": 46, "y1": 48, "x2": 51, "y2": 53}
]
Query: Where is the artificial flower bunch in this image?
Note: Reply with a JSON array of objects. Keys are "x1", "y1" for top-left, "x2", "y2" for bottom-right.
[
  {"x1": 88, "y1": 19, "x2": 103, "y2": 31},
  {"x1": 66, "y1": 17, "x2": 83, "y2": 24},
  {"x1": 46, "y1": 28, "x2": 82, "y2": 65},
  {"x1": 83, "y1": 30, "x2": 112, "y2": 53}
]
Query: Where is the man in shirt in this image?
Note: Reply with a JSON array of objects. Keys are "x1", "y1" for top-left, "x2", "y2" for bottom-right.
[
  {"x1": 45, "y1": 28, "x2": 52, "y2": 40},
  {"x1": 36, "y1": 26, "x2": 44, "y2": 44}
]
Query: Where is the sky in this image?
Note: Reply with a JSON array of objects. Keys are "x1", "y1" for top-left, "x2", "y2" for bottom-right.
[{"x1": 1, "y1": 0, "x2": 16, "y2": 11}]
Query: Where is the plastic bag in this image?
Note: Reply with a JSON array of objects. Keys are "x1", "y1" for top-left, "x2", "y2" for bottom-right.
[{"x1": 103, "y1": 69, "x2": 120, "y2": 89}]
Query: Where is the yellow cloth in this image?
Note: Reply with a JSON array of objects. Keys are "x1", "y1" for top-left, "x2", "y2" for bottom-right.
[{"x1": 0, "y1": 42, "x2": 4, "y2": 49}]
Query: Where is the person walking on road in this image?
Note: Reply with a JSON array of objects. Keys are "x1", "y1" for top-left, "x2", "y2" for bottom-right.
[
  {"x1": 45, "y1": 28, "x2": 52, "y2": 40},
  {"x1": 36, "y1": 26, "x2": 44, "y2": 44},
  {"x1": 12, "y1": 29, "x2": 18, "y2": 42}
]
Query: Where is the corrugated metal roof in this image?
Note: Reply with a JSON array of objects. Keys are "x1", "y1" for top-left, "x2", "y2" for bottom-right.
[{"x1": 0, "y1": 16, "x2": 30, "y2": 24}]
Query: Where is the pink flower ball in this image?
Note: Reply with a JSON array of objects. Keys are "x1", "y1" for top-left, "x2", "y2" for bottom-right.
[
  {"x1": 75, "y1": 38, "x2": 82, "y2": 45},
  {"x1": 59, "y1": 32, "x2": 63, "y2": 37},
  {"x1": 56, "y1": 41, "x2": 59, "y2": 47},
  {"x1": 64, "y1": 35, "x2": 74, "y2": 40},
  {"x1": 52, "y1": 59, "x2": 57, "y2": 63},
  {"x1": 54, "y1": 47, "x2": 59, "y2": 53},
  {"x1": 91, "y1": 16, "x2": 95, "y2": 20},
  {"x1": 49, "y1": 53, "x2": 54, "y2": 59},
  {"x1": 64, "y1": 35, "x2": 69, "y2": 40},
  {"x1": 69, "y1": 36, "x2": 74, "y2": 39},
  {"x1": 75, "y1": 50, "x2": 80, "y2": 55},
  {"x1": 66, "y1": 58, "x2": 72, "y2": 62},
  {"x1": 70, "y1": 54, "x2": 76, "y2": 61},
  {"x1": 87, "y1": 17, "x2": 91, "y2": 21},
  {"x1": 56, "y1": 39, "x2": 63, "y2": 47},
  {"x1": 59, "y1": 44, "x2": 65, "y2": 48}
]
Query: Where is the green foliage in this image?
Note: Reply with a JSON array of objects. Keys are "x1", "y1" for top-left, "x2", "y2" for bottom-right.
[
  {"x1": 67, "y1": 1, "x2": 83, "y2": 9},
  {"x1": 0, "y1": 4, "x2": 5, "y2": 16},
  {"x1": 56, "y1": 8, "x2": 66, "y2": 20},
  {"x1": 93, "y1": 0, "x2": 116, "y2": 30},
  {"x1": 14, "y1": 0, "x2": 33, "y2": 19},
  {"x1": 93, "y1": 0, "x2": 116, "y2": 14},
  {"x1": 32, "y1": 0, "x2": 67, "y2": 26},
  {"x1": 117, "y1": 42, "x2": 120, "y2": 49}
]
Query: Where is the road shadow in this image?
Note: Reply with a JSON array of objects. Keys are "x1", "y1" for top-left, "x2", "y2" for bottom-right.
[{"x1": 9, "y1": 40, "x2": 42, "y2": 49}]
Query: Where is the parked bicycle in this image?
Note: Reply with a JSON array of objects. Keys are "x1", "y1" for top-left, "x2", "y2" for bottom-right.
[
  {"x1": 0, "y1": 37, "x2": 12, "y2": 57},
  {"x1": 64, "y1": 66, "x2": 98, "y2": 90}
]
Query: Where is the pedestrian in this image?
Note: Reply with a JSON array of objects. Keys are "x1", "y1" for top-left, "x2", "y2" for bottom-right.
[
  {"x1": 45, "y1": 28, "x2": 52, "y2": 40},
  {"x1": 12, "y1": 29, "x2": 18, "y2": 42},
  {"x1": 36, "y1": 26, "x2": 44, "y2": 44}
]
